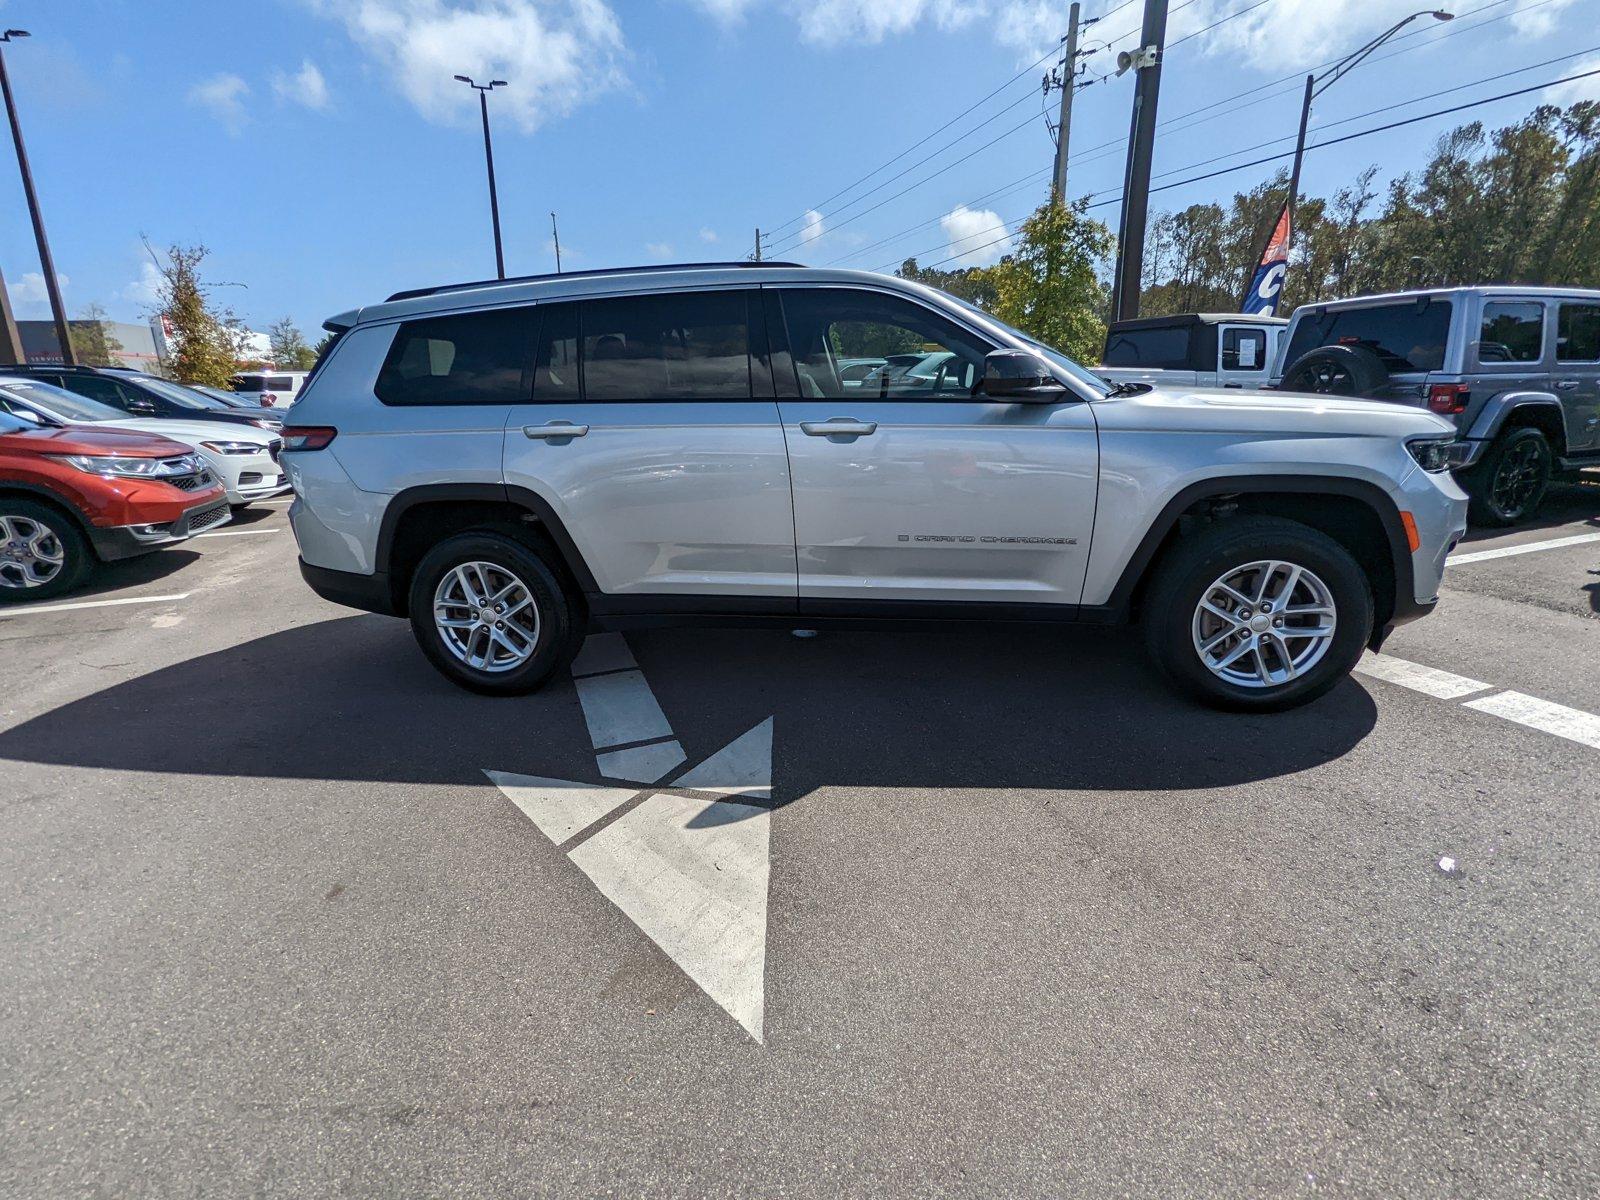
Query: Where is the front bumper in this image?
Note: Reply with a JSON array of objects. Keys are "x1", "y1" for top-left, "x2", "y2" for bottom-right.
[
  {"x1": 299, "y1": 559, "x2": 397, "y2": 616},
  {"x1": 89, "y1": 498, "x2": 232, "y2": 561}
]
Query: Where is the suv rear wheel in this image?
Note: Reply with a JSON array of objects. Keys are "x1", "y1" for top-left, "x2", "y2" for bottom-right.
[
  {"x1": 1142, "y1": 516, "x2": 1373, "y2": 712},
  {"x1": 407, "y1": 531, "x2": 580, "y2": 695},
  {"x1": 0, "y1": 500, "x2": 90, "y2": 603},
  {"x1": 1463, "y1": 425, "x2": 1551, "y2": 527}
]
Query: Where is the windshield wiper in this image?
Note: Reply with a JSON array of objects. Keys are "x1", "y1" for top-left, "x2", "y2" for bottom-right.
[{"x1": 1104, "y1": 381, "x2": 1151, "y2": 397}]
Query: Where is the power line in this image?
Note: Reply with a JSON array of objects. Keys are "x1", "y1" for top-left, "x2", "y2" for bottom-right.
[{"x1": 902, "y1": 63, "x2": 1600, "y2": 272}]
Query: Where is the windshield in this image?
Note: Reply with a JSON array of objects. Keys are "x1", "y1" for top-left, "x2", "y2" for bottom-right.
[
  {"x1": 128, "y1": 375, "x2": 232, "y2": 410},
  {"x1": 0, "y1": 379, "x2": 122, "y2": 423},
  {"x1": 945, "y1": 296, "x2": 1113, "y2": 397}
]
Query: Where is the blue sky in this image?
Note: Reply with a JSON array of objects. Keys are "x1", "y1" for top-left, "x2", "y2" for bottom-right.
[{"x1": 2, "y1": 0, "x2": 1596, "y2": 341}]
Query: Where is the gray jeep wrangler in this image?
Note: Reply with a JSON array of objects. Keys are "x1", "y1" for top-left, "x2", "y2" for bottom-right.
[{"x1": 1273, "y1": 287, "x2": 1600, "y2": 525}]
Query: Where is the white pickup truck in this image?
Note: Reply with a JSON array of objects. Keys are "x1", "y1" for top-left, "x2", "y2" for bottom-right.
[{"x1": 1097, "y1": 313, "x2": 1288, "y2": 390}]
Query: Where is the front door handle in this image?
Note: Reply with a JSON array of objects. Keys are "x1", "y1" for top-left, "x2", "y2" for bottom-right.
[
  {"x1": 800, "y1": 418, "x2": 878, "y2": 438},
  {"x1": 522, "y1": 421, "x2": 589, "y2": 439},
  {"x1": 1554, "y1": 379, "x2": 1580, "y2": 390}
]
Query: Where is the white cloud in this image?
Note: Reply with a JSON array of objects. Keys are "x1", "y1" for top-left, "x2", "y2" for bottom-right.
[
  {"x1": 311, "y1": 0, "x2": 626, "y2": 133},
  {"x1": 939, "y1": 204, "x2": 1011, "y2": 267},
  {"x1": 798, "y1": 208, "x2": 825, "y2": 245},
  {"x1": 273, "y1": 59, "x2": 331, "y2": 110},
  {"x1": 121, "y1": 262, "x2": 163, "y2": 306},
  {"x1": 1510, "y1": 0, "x2": 1575, "y2": 38},
  {"x1": 690, "y1": 0, "x2": 983, "y2": 44},
  {"x1": 646, "y1": 241, "x2": 675, "y2": 258},
  {"x1": 9, "y1": 271, "x2": 69, "y2": 310},
  {"x1": 1545, "y1": 53, "x2": 1600, "y2": 106},
  {"x1": 189, "y1": 73, "x2": 250, "y2": 133},
  {"x1": 699, "y1": 227, "x2": 719, "y2": 243}
]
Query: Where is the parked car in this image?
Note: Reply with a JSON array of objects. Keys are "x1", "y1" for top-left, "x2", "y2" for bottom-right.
[
  {"x1": 0, "y1": 365, "x2": 284, "y2": 432},
  {"x1": 0, "y1": 378, "x2": 288, "y2": 507},
  {"x1": 1272, "y1": 286, "x2": 1600, "y2": 525},
  {"x1": 281, "y1": 263, "x2": 1465, "y2": 711},
  {"x1": 190, "y1": 384, "x2": 253, "y2": 408},
  {"x1": 229, "y1": 370, "x2": 307, "y2": 409},
  {"x1": 1098, "y1": 313, "x2": 1289, "y2": 390},
  {"x1": 0, "y1": 410, "x2": 229, "y2": 600}
]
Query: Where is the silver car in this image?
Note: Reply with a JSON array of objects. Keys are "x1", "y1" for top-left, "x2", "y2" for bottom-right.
[{"x1": 281, "y1": 264, "x2": 1466, "y2": 711}]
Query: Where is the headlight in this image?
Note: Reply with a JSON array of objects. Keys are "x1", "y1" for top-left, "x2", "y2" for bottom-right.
[
  {"x1": 200, "y1": 440, "x2": 262, "y2": 456},
  {"x1": 50, "y1": 453, "x2": 202, "y2": 479},
  {"x1": 1406, "y1": 437, "x2": 1472, "y2": 473}
]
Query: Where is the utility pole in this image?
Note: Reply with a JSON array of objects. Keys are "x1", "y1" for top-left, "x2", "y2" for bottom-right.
[
  {"x1": 454, "y1": 75, "x2": 507, "y2": 279},
  {"x1": 1051, "y1": 3, "x2": 1082, "y2": 202},
  {"x1": 753, "y1": 227, "x2": 762, "y2": 262},
  {"x1": 1110, "y1": 0, "x2": 1169, "y2": 323},
  {"x1": 1, "y1": 30, "x2": 73, "y2": 365},
  {"x1": 0, "y1": 262, "x2": 23, "y2": 364},
  {"x1": 550, "y1": 212, "x2": 562, "y2": 273}
]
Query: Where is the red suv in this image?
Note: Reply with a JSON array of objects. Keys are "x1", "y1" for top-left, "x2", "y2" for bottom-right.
[{"x1": 0, "y1": 411, "x2": 230, "y2": 602}]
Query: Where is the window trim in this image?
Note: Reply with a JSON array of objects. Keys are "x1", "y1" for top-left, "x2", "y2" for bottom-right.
[
  {"x1": 1556, "y1": 300, "x2": 1600, "y2": 365},
  {"x1": 1474, "y1": 298, "x2": 1547, "y2": 370}
]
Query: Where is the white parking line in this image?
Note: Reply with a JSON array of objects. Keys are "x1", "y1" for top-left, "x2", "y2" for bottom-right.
[
  {"x1": 0, "y1": 592, "x2": 189, "y2": 618},
  {"x1": 1464, "y1": 691, "x2": 1600, "y2": 752},
  {"x1": 1449, "y1": 532, "x2": 1600, "y2": 565},
  {"x1": 1354, "y1": 652, "x2": 1489, "y2": 699},
  {"x1": 196, "y1": 528, "x2": 280, "y2": 538}
]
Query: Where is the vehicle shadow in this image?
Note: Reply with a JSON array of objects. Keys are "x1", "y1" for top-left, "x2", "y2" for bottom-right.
[
  {"x1": 1455, "y1": 476, "x2": 1600, "y2": 545},
  {"x1": 0, "y1": 615, "x2": 1379, "y2": 798},
  {"x1": 65, "y1": 548, "x2": 201, "y2": 600}
]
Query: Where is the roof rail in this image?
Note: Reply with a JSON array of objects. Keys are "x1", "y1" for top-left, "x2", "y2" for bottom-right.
[{"x1": 385, "y1": 261, "x2": 808, "y2": 304}]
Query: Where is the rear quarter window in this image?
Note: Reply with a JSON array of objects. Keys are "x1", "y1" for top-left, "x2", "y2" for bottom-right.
[
  {"x1": 375, "y1": 307, "x2": 537, "y2": 406},
  {"x1": 1284, "y1": 301, "x2": 1453, "y2": 373},
  {"x1": 1103, "y1": 325, "x2": 1191, "y2": 370}
]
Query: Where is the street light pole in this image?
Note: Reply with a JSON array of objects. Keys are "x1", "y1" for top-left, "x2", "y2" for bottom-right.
[
  {"x1": 0, "y1": 29, "x2": 74, "y2": 366},
  {"x1": 1285, "y1": 11, "x2": 1452, "y2": 239},
  {"x1": 454, "y1": 75, "x2": 508, "y2": 280}
]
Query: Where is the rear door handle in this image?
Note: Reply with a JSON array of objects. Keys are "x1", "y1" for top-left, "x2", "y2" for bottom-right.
[
  {"x1": 1554, "y1": 380, "x2": 1580, "y2": 390},
  {"x1": 800, "y1": 418, "x2": 878, "y2": 438},
  {"x1": 522, "y1": 421, "x2": 589, "y2": 439}
]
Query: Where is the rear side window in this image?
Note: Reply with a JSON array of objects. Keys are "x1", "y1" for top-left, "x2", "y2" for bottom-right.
[
  {"x1": 1284, "y1": 301, "x2": 1453, "y2": 374},
  {"x1": 230, "y1": 376, "x2": 267, "y2": 392},
  {"x1": 580, "y1": 291, "x2": 751, "y2": 401},
  {"x1": 1221, "y1": 328, "x2": 1266, "y2": 371},
  {"x1": 1103, "y1": 326, "x2": 1190, "y2": 369},
  {"x1": 374, "y1": 307, "x2": 536, "y2": 405},
  {"x1": 1557, "y1": 303, "x2": 1600, "y2": 362},
  {"x1": 1478, "y1": 301, "x2": 1544, "y2": 364}
]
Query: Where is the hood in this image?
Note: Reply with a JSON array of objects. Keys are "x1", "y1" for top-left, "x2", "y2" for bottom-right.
[
  {"x1": 1095, "y1": 385, "x2": 1457, "y2": 439},
  {"x1": 0, "y1": 423, "x2": 196, "y2": 458},
  {"x1": 105, "y1": 418, "x2": 276, "y2": 447}
]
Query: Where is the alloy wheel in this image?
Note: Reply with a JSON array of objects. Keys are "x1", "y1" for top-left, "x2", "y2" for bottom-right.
[
  {"x1": 432, "y1": 560, "x2": 541, "y2": 673},
  {"x1": 1191, "y1": 559, "x2": 1338, "y2": 689},
  {"x1": 1490, "y1": 438, "x2": 1547, "y2": 518},
  {"x1": 0, "y1": 514, "x2": 66, "y2": 590}
]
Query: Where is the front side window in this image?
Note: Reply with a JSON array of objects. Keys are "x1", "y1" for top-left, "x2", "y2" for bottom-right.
[
  {"x1": 779, "y1": 288, "x2": 990, "y2": 400},
  {"x1": 1557, "y1": 303, "x2": 1600, "y2": 362},
  {"x1": 62, "y1": 375, "x2": 135, "y2": 409},
  {"x1": 1221, "y1": 328, "x2": 1266, "y2": 371},
  {"x1": 1478, "y1": 301, "x2": 1544, "y2": 364},
  {"x1": 375, "y1": 306, "x2": 536, "y2": 406},
  {"x1": 580, "y1": 291, "x2": 751, "y2": 401}
]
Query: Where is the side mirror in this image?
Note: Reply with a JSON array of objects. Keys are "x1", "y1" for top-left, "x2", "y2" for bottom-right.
[{"x1": 980, "y1": 349, "x2": 1070, "y2": 403}]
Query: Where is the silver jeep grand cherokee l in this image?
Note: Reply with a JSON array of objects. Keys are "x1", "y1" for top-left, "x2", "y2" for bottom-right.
[{"x1": 282, "y1": 263, "x2": 1466, "y2": 711}]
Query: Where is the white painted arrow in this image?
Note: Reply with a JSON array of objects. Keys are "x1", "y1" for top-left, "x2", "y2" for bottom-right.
[{"x1": 485, "y1": 718, "x2": 775, "y2": 1042}]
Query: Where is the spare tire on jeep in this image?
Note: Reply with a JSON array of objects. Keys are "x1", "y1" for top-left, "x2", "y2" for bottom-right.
[{"x1": 1280, "y1": 344, "x2": 1389, "y2": 398}]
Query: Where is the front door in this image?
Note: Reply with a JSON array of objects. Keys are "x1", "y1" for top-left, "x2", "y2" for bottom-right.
[
  {"x1": 771, "y1": 286, "x2": 1099, "y2": 610},
  {"x1": 1555, "y1": 299, "x2": 1600, "y2": 452},
  {"x1": 502, "y1": 289, "x2": 796, "y2": 604}
]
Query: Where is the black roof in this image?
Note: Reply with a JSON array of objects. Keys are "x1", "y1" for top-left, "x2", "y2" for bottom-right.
[{"x1": 384, "y1": 260, "x2": 807, "y2": 303}]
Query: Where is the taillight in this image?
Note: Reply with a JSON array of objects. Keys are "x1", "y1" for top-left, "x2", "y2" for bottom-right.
[
  {"x1": 1427, "y1": 383, "x2": 1469, "y2": 414},
  {"x1": 280, "y1": 425, "x2": 337, "y2": 451}
]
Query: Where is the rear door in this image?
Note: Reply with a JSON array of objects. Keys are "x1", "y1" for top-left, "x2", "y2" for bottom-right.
[
  {"x1": 1216, "y1": 324, "x2": 1270, "y2": 389},
  {"x1": 772, "y1": 286, "x2": 1098, "y2": 609},
  {"x1": 502, "y1": 288, "x2": 795, "y2": 604}
]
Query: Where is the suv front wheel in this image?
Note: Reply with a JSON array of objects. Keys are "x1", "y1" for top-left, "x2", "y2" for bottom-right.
[
  {"x1": 407, "y1": 531, "x2": 580, "y2": 695},
  {"x1": 1142, "y1": 517, "x2": 1374, "y2": 712}
]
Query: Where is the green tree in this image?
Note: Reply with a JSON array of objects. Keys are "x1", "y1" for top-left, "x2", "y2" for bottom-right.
[
  {"x1": 986, "y1": 199, "x2": 1114, "y2": 363},
  {"x1": 897, "y1": 259, "x2": 1001, "y2": 309},
  {"x1": 268, "y1": 316, "x2": 318, "y2": 370},
  {"x1": 68, "y1": 303, "x2": 125, "y2": 368},
  {"x1": 149, "y1": 243, "x2": 249, "y2": 387}
]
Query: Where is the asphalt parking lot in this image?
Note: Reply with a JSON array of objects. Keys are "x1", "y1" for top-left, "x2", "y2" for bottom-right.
[{"x1": 3, "y1": 481, "x2": 1599, "y2": 1198}]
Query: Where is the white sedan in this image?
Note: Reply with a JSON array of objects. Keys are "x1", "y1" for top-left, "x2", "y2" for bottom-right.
[{"x1": 0, "y1": 378, "x2": 289, "y2": 507}]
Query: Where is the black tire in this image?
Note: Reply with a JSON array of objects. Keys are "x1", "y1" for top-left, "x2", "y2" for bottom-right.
[
  {"x1": 1280, "y1": 344, "x2": 1389, "y2": 398},
  {"x1": 406, "y1": 530, "x2": 581, "y2": 695},
  {"x1": 1141, "y1": 516, "x2": 1374, "y2": 712},
  {"x1": 1462, "y1": 426, "x2": 1551, "y2": 527},
  {"x1": 0, "y1": 498, "x2": 92, "y2": 603}
]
